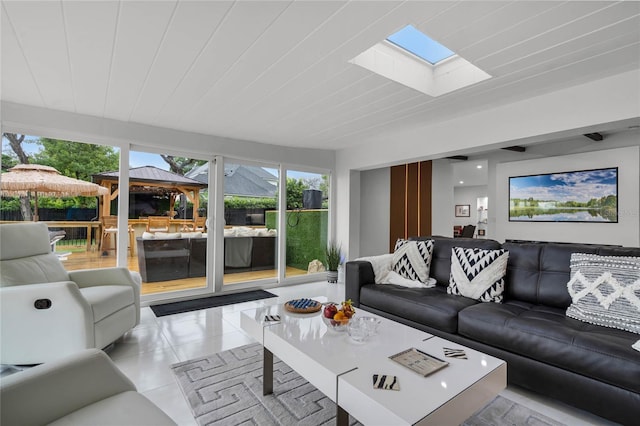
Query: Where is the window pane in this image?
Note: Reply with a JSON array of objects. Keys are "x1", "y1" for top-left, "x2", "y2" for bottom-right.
[
  {"x1": 284, "y1": 170, "x2": 329, "y2": 279},
  {"x1": 129, "y1": 150, "x2": 209, "y2": 295},
  {"x1": 223, "y1": 161, "x2": 279, "y2": 285},
  {"x1": 1, "y1": 133, "x2": 120, "y2": 265}
]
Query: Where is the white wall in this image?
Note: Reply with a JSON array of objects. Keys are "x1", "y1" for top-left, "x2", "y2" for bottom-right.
[
  {"x1": 453, "y1": 185, "x2": 487, "y2": 231},
  {"x1": 495, "y1": 146, "x2": 639, "y2": 246},
  {"x1": 431, "y1": 159, "x2": 453, "y2": 236},
  {"x1": 358, "y1": 144, "x2": 640, "y2": 252},
  {"x1": 358, "y1": 168, "x2": 390, "y2": 257}
]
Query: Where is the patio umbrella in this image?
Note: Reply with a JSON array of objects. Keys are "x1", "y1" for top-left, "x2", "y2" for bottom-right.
[{"x1": 0, "y1": 164, "x2": 108, "y2": 221}]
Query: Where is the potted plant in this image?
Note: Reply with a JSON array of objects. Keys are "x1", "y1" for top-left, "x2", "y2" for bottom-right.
[{"x1": 325, "y1": 241, "x2": 342, "y2": 283}]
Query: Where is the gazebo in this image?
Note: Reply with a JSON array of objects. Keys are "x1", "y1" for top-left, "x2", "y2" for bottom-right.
[{"x1": 92, "y1": 166, "x2": 208, "y2": 220}]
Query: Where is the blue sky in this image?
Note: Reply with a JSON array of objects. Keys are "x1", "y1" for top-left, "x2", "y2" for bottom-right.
[{"x1": 510, "y1": 169, "x2": 617, "y2": 203}]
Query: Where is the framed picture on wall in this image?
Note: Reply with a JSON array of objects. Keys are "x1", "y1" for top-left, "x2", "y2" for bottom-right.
[
  {"x1": 455, "y1": 205, "x2": 470, "y2": 217},
  {"x1": 509, "y1": 167, "x2": 618, "y2": 223}
]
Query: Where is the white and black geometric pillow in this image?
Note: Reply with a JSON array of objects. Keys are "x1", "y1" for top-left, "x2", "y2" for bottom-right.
[
  {"x1": 448, "y1": 247, "x2": 509, "y2": 303},
  {"x1": 566, "y1": 253, "x2": 640, "y2": 334},
  {"x1": 392, "y1": 239, "x2": 434, "y2": 283}
]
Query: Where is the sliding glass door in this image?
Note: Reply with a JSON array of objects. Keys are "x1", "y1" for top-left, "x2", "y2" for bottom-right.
[
  {"x1": 222, "y1": 159, "x2": 279, "y2": 286},
  {"x1": 129, "y1": 149, "x2": 210, "y2": 299},
  {"x1": 284, "y1": 169, "x2": 329, "y2": 280}
]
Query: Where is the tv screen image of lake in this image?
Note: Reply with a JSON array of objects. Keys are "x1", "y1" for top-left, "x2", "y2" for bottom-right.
[{"x1": 509, "y1": 168, "x2": 618, "y2": 223}]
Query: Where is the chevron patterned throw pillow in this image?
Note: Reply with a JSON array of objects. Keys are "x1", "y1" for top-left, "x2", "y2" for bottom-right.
[
  {"x1": 392, "y1": 239, "x2": 434, "y2": 283},
  {"x1": 448, "y1": 247, "x2": 509, "y2": 303},
  {"x1": 566, "y1": 253, "x2": 640, "y2": 334}
]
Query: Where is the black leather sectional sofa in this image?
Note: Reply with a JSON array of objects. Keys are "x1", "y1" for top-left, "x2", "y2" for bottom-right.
[{"x1": 346, "y1": 236, "x2": 639, "y2": 424}]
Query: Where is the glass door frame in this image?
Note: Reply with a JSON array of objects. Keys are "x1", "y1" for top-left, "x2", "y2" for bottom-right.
[{"x1": 129, "y1": 144, "x2": 215, "y2": 305}]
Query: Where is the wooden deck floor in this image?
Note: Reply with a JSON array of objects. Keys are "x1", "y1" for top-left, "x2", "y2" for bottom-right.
[{"x1": 60, "y1": 249, "x2": 307, "y2": 295}]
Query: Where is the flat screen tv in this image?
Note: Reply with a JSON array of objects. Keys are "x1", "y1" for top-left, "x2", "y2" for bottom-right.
[{"x1": 509, "y1": 167, "x2": 618, "y2": 223}]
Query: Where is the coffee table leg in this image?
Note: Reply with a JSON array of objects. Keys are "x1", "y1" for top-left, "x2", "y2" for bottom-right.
[
  {"x1": 336, "y1": 405, "x2": 348, "y2": 426},
  {"x1": 263, "y1": 347, "x2": 273, "y2": 395}
]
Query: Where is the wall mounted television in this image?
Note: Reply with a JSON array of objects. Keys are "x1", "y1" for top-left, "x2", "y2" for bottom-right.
[{"x1": 509, "y1": 167, "x2": 618, "y2": 223}]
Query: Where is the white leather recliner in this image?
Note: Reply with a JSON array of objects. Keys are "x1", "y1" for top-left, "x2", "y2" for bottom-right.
[
  {"x1": 0, "y1": 222, "x2": 141, "y2": 365},
  {"x1": 1, "y1": 348, "x2": 176, "y2": 425}
]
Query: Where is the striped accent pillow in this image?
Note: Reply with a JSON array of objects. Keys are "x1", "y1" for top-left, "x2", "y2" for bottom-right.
[
  {"x1": 448, "y1": 247, "x2": 509, "y2": 303},
  {"x1": 392, "y1": 239, "x2": 434, "y2": 283},
  {"x1": 566, "y1": 253, "x2": 640, "y2": 334}
]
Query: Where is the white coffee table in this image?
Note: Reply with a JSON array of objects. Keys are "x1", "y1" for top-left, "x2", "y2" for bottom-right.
[
  {"x1": 240, "y1": 301, "x2": 506, "y2": 425},
  {"x1": 338, "y1": 335, "x2": 506, "y2": 425}
]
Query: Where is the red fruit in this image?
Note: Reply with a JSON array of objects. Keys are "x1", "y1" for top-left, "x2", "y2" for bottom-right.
[{"x1": 323, "y1": 304, "x2": 338, "y2": 319}]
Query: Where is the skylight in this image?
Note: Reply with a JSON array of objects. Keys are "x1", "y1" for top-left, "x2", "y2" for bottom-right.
[{"x1": 386, "y1": 25, "x2": 454, "y2": 65}]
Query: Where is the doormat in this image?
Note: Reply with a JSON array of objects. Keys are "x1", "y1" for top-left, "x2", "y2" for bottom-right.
[{"x1": 150, "y1": 290, "x2": 277, "y2": 317}]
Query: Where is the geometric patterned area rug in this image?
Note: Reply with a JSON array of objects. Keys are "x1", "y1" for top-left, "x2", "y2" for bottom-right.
[{"x1": 172, "y1": 343, "x2": 566, "y2": 426}]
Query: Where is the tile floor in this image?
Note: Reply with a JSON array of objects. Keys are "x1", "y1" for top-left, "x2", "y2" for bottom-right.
[{"x1": 4, "y1": 281, "x2": 615, "y2": 425}]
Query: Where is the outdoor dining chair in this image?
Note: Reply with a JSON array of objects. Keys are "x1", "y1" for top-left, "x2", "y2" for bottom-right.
[{"x1": 100, "y1": 215, "x2": 135, "y2": 256}]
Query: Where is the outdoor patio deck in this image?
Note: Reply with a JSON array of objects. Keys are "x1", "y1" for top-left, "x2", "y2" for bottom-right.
[{"x1": 60, "y1": 250, "x2": 307, "y2": 295}]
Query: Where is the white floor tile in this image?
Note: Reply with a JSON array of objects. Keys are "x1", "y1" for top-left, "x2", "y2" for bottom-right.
[
  {"x1": 159, "y1": 315, "x2": 238, "y2": 347},
  {"x1": 171, "y1": 330, "x2": 255, "y2": 362},
  {"x1": 109, "y1": 326, "x2": 173, "y2": 360},
  {"x1": 143, "y1": 382, "x2": 197, "y2": 426},
  {"x1": 110, "y1": 347, "x2": 180, "y2": 393}
]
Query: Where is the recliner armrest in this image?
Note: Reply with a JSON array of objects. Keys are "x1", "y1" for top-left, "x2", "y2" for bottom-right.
[
  {"x1": 0, "y1": 349, "x2": 136, "y2": 426},
  {"x1": 69, "y1": 267, "x2": 137, "y2": 288},
  {"x1": 69, "y1": 267, "x2": 141, "y2": 325},
  {"x1": 345, "y1": 261, "x2": 375, "y2": 308}
]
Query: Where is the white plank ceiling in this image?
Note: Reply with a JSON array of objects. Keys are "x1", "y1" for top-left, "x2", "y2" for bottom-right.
[{"x1": 2, "y1": 1, "x2": 639, "y2": 150}]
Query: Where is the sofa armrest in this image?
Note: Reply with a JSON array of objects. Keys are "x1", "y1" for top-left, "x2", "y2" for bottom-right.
[
  {"x1": 0, "y1": 282, "x2": 94, "y2": 364},
  {"x1": 345, "y1": 261, "x2": 375, "y2": 308},
  {"x1": 0, "y1": 349, "x2": 135, "y2": 426},
  {"x1": 69, "y1": 267, "x2": 141, "y2": 325},
  {"x1": 69, "y1": 267, "x2": 137, "y2": 288}
]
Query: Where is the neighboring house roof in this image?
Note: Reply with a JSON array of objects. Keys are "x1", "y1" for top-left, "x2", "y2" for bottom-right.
[
  {"x1": 185, "y1": 163, "x2": 277, "y2": 197},
  {"x1": 93, "y1": 166, "x2": 207, "y2": 188}
]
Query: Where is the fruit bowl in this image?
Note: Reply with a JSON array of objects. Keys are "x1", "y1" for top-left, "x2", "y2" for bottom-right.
[
  {"x1": 322, "y1": 300, "x2": 355, "y2": 333},
  {"x1": 321, "y1": 315, "x2": 350, "y2": 332}
]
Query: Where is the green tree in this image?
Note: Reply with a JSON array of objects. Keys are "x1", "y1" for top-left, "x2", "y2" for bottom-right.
[
  {"x1": 319, "y1": 174, "x2": 329, "y2": 200},
  {"x1": 286, "y1": 177, "x2": 307, "y2": 209},
  {"x1": 2, "y1": 133, "x2": 33, "y2": 220},
  {"x1": 34, "y1": 138, "x2": 119, "y2": 181},
  {"x1": 160, "y1": 155, "x2": 205, "y2": 175},
  {"x1": 1, "y1": 152, "x2": 18, "y2": 171}
]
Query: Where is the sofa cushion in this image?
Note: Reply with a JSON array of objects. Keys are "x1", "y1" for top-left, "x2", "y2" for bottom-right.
[
  {"x1": 448, "y1": 247, "x2": 508, "y2": 303},
  {"x1": 360, "y1": 284, "x2": 478, "y2": 333},
  {"x1": 153, "y1": 232, "x2": 182, "y2": 239},
  {"x1": 566, "y1": 253, "x2": 640, "y2": 334},
  {"x1": 80, "y1": 286, "x2": 135, "y2": 322},
  {"x1": 502, "y1": 242, "x2": 602, "y2": 308},
  {"x1": 392, "y1": 239, "x2": 434, "y2": 283},
  {"x1": 413, "y1": 236, "x2": 501, "y2": 286},
  {"x1": 458, "y1": 301, "x2": 640, "y2": 393}
]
